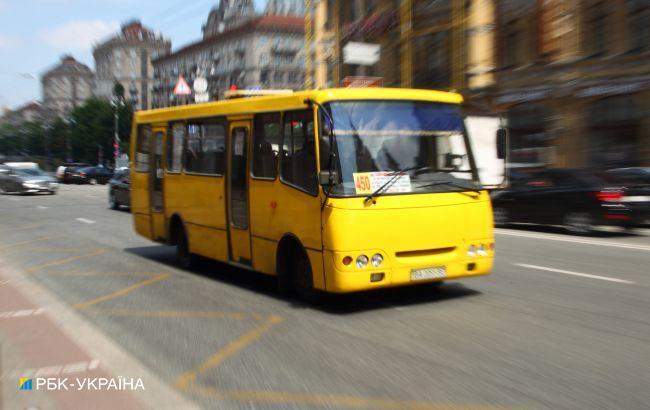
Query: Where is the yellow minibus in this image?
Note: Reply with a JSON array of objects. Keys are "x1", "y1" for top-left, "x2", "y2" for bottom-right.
[{"x1": 130, "y1": 88, "x2": 499, "y2": 298}]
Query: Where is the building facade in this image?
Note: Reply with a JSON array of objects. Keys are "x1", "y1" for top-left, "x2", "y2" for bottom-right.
[
  {"x1": 0, "y1": 102, "x2": 44, "y2": 127},
  {"x1": 93, "y1": 21, "x2": 171, "y2": 110},
  {"x1": 327, "y1": 0, "x2": 496, "y2": 92},
  {"x1": 493, "y1": 0, "x2": 650, "y2": 169},
  {"x1": 152, "y1": 2, "x2": 304, "y2": 108},
  {"x1": 41, "y1": 55, "x2": 94, "y2": 119}
]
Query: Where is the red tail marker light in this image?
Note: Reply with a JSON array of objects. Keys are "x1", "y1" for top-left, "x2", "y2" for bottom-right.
[{"x1": 595, "y1": 191, "x2": 622, "y2": 202}]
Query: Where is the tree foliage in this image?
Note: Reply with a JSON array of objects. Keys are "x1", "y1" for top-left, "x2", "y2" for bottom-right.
[{"x1": 0, "y1": 98, "x2": 133, "y2": 166}]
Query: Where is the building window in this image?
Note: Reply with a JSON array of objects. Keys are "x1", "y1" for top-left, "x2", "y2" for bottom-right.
[
  {"x1": 252, "y1": 112, "x2": 281, "y2": 179},
  {"x1": 281, "y1": 110, "x2": 318, "y2": 195},
  {"x1": 628, "y1": 1, "x2": 650, "y2": 52},
  {"x1": 184, "y1": 120, "x2": 227, "y2": 175},
  {"x1": 584, "y1": 3, "x2": 608, "y2": 57},
  {"x1": 136, "y1": 124, "x2": 151, "y2": 172},
  {"x1": 167, "y1": 123, "x2": 185, "y2": 172},
  {"x1": 503, "y1": 21, "x2": 523, "y2": 68}
]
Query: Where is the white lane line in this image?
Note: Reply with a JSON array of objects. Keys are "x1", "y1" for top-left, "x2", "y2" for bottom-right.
[
  {"x1": 515, "y1": 263, "x2": 635, "y2": 284},
  {"x1": 76, "y1": 218, "x2": 95, "y2": 224},
  {"x1": 13, "y1": 359, "x2": 100, "y2": 378},
  {"x1": 86, "y1": 195, "x2": 97, "y2": 198},
  {"x1": 37, "y1": 206, "x2": 48, "y2": 210},
  {"x1": 496, "y1": 229, "x2": 650, "y2": 252},
  {"x1": 0, "y1": 308, "x2": 47, "y2": 319}
]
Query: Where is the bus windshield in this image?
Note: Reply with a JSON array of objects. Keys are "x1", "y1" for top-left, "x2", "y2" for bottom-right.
[{"x1": 320, "y1": 101, "x2": 480, "y2": 196}]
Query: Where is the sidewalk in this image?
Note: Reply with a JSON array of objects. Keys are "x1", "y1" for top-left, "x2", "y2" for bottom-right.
[{"x1": 0, "y1": 262, "x2": 199, "y2": 410}]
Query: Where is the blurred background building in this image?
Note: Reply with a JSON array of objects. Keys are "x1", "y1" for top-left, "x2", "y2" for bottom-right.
[
  {"x1": 152, "y1": 0, "x2": 305, "y2": 108},
  {"x1": 93, "y1": 21, "x2": 171, "y2": 110},
  {"x1": 493, "y1": 0, "x2": 650, "y2": 170},
  {"x1": 41, "y1": 55, "x2": 95, "y2": 119}
]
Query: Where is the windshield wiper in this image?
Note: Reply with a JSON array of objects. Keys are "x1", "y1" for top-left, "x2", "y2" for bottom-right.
[
  {"x1": 364, "y1": 166, "x2": 433, "y2": 204},
  {"x1": 416, "y1": 180, "x2": 482, "y2": 195}
]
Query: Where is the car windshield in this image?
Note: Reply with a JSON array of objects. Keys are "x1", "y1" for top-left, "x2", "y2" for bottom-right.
[
  {"x1": 15, "y1": 168, "x2": 45, "y2": 177},
  {"x1": 320, "y1": 101, "x2": 479, "y2": 196}
]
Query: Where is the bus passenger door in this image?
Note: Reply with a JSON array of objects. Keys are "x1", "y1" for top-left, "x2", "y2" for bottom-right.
[
  {"x1": 228, "y1": 121, "x2": 252, "y2": 265},
  {"x1": 150, "y1": 128, "x2": 166, "y2": 241}
]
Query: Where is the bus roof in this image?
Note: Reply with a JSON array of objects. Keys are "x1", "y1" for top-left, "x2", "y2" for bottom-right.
[{"x1": 134, "y1": 88, "x2": 464, "y2": 124}]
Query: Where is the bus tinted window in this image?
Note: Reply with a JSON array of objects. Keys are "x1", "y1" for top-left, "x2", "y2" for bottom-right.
[
  {"x1": 167, "y1": 123, "x2": 185, "y2": 172},
  {"x1": 281, "y1": 110, "x2": 318, "y2": 195},
  {"x1": 136, "y1": 125, "x2": 151, "y2": 172},
  {"x1": 184, "y1": 120, "x2": 226, "y2": 175},
  {"x1": 253, "y1": 113, "x2": 281, "y2": 179}
]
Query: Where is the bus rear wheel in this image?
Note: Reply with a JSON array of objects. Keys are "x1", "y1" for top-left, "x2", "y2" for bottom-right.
[{"x1": 175, "y1": 226, "x2": 196, "y2": 269}]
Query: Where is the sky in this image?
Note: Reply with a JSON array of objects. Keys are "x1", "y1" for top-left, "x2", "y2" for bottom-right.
[{"x1": 0, "y1": 0, "x2": 266, "y2": 110}]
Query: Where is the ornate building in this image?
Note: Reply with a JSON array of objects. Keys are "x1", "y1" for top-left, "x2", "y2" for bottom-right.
[
  {"x1": 41, "y1": 55, "x2": 94, "y2": 119},
  {"x1": 203, "y1": 0, "x2": 256, "y2": 38},
  {"x1": 93, "y1": 20, "x2": 171, "y2": 110}
]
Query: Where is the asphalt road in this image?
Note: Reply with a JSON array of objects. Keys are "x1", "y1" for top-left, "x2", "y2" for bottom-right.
[{"x1": 1, "y1": 184, "x2": 650, "y2": 410}]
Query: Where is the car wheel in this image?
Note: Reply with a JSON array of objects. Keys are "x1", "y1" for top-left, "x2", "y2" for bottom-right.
[
  {"x1": 176, "y1": 227, "x2": 196, "y2": 270},
  {"x1": 89, "y1": 178, "x2": 98, "y2": 185},
  {"x1": 493, "y1": 207, "x2": 510, "y2": 227},
  {"x1": 109, "y1": 191, "x2": 119, "y2": 210},
  {"x1": 293, "y1": 251, "x2": 318, "y2": 302},
  {"x1": 564, "y1": 212, "x2": 595, "y2": 235}
]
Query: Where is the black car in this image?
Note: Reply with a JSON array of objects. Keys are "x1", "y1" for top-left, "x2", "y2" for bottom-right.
[
  {"x1": 108, "y1": 169, "x2": 130, "y2": 210},
  {"x1": 67, "y1": 166, "x2": 114, "y2": 185},
  {"x1": 491, "y1": 168, "x2": 650, "y2": 233},
  {"x1": 606, "y1": 167, "x2": 650, "y2": 184}
]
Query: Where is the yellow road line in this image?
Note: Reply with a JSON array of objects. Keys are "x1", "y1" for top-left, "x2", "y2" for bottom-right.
[
  {"x1": 44, "y1": 271, "x2": 157, "y2": 277},
  {"x1": 74, "y1": 273, "x2": 170, "y2": 310},
  {"x1": 0, "y1": 224, "x2": 42, "y2": 233},
  {"x1": 176, "y1": 314, "x2": 283, "y2": 389},
  {"x1": 3, "y1": 246, "x2": 88, "y2": 255},
  {"x1": 185, "y1": 385, "x2": 507, "y2": 410},
  {"x1": 83, "y1": 308, "x2": 260, "y2": 321},
  {"x1": 0, "y1": 236, "x2": 61, "y2": 251},
  {"x1": 25, "y1": 249, "x2": 108, "y2": 273}
]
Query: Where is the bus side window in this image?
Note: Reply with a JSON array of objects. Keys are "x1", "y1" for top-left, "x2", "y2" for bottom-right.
[
  {"x1": 253, "y1": 113, "x2": 281, "y2": 179},
  {"x1": 167, "y1": 123, "x2": 185, "y2": 173},
  {"x1": 136, "y1": 125, "x2": 152, "y2": 172},
  {"x1": 281, "y1": 110, "x2": 318, "y2": 195},
  {"x1": 184, "y1": 119, "x2": 226, "y2": 175}
]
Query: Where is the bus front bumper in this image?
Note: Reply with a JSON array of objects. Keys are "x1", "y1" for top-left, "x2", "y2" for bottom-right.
[{"x1": 323, "y1": 250, "x2": 493, "y2": 293}]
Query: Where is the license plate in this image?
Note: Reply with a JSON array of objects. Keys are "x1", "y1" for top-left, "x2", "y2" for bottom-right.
[{"x1": 410, "y1": 266, "x2": 447, "y2": 281}]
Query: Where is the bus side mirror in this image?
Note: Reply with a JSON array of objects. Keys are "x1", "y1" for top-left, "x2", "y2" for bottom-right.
[
  {"x1": 319, "y1": 170, "x2": 338, "y2": 186},
  {"x1": 496, "y1": 128, "x2": 507, "y2": 160}
]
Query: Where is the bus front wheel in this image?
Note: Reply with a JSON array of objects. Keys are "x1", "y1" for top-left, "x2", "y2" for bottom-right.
[{"x1": 292, "y1": 252, "x2": 317, "y2": 302}]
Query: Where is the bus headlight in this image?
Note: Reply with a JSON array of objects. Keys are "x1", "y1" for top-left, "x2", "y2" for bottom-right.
[
  {"x1": 478, "y1": 244, "x2": 488, "y2": 256},
  {"x1": 467, "y1": 245, "x2": 477, "y2": 257},
  {"x1": 371, "y1": 254, "x2": 383, "y2": 267},
  {"x1": 356, "y1": 255, "x2": 369, "y2": 268}
]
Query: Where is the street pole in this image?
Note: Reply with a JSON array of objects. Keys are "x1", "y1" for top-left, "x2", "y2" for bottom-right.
[{"x1": 113, "y1": 97, "x2": 121, "y2": 168}]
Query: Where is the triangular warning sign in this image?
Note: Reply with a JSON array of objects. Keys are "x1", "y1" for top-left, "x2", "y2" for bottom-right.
[{"x1": 173, "y1": 76, "x2": 192, "y2": 96}]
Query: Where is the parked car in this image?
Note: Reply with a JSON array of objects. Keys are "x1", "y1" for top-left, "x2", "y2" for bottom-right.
[
  {"x1": 66, "y1": 166, "x2": 114, "y2": 185},
  {"x1": 108, "y1": 169, "x2": 130, "y2": 210},
  {"x1": 57, "y1": 163, "x2": 90, "y2": 182},
  {"x1": 606, "y1": 167, "x2": 650, "y2": 184},
  {"x1": 491, "y1": 168, "x2": 650, "y2": 234},
  {"x1": 0, "y1": 164, "x2": 59, "y2": 195}
]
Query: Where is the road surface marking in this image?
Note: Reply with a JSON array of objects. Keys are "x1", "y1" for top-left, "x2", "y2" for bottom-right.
[
  {"x1": 176, "y1": 315, "x2": 283, "y2": 390},
  {"x1": 0, "y1": 308, "x2": 46, "y2": 319},
  {"x1": 0, "y1": 236, "x2": 61, "y2": 251},
  {"x1": 185, "y1": 385, "x2": 506, "y2": 409},
  {"x1": 515, "y1": 263, "x2": 635, "y2": 284},
  {"x1": 84, "y1": 308, "x2": 259, "y2": 321},
  {"x1": 14, "y1": 359, "x2": 100, "y2": 378},
  {"x1": 25, "y1": 249, "x2": 108, "y2": 273},
  {"x1": 44, "y1": 270, "x2": 157, "y2": 277},
  {"x1": 496, "y1": 229, "x2": 650, "y2": 252},
  {"x1": 0, "y1": 224, "x2": 42, "y2": 233},
  {"x1": 76, "y1": 218, "x2": 95, "y2": 224},
  {"x1": 74, "y1": 273, "x2": 170, "y2": 309},
  {"x1": 37, "y1": 205, "x2": 48, "y2": 209}
]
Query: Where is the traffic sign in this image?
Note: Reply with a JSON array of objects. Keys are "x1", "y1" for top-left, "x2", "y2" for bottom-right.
[
  {"x1": 174, "y1": 76, "x2": 192, "y2": 96},
  {"x1": 193, "y1": 77, "x2": 208, "y2": 94}
]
